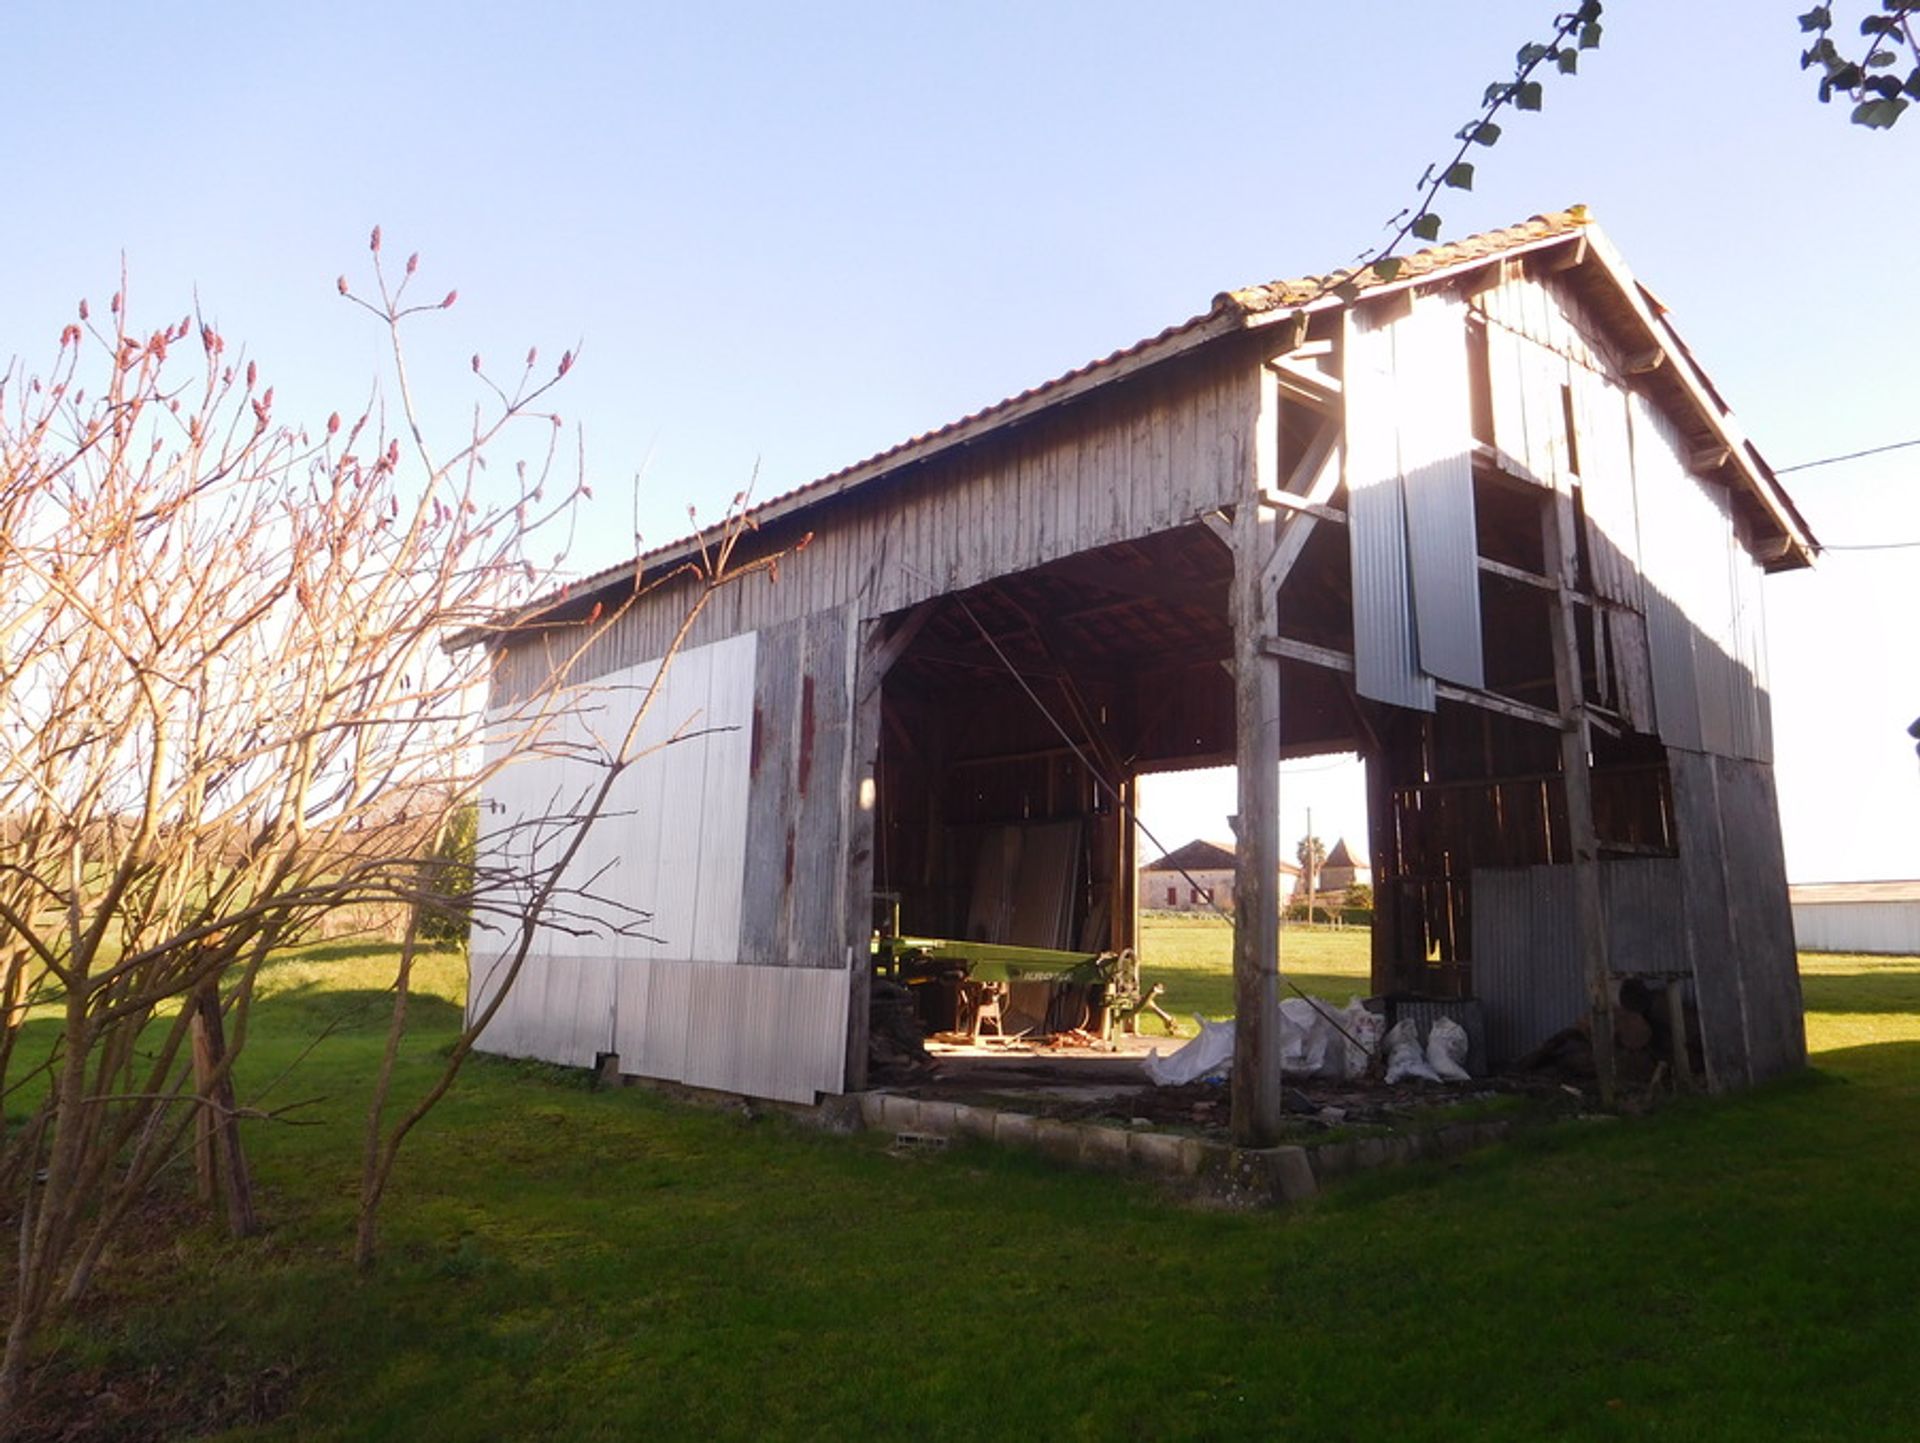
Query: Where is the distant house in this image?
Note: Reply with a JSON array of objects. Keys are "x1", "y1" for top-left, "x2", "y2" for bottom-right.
[
  {"x1": 1141, "y1": 839, "x2": 1300, "y2": 913},
  {"x1": 1789, "y1": 881, "x2": 1920, "y2": 955},
  {"x1": 1295, "y1": 837, "x2": 1372, "y2": 898}
]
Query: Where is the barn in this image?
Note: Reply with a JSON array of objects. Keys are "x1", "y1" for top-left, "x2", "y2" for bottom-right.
[{"x1": 467, "y1": 209, "x2": 1816, "y2": 1144}]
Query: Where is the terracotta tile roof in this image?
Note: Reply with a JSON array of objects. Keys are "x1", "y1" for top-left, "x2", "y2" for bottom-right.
[{"x1": 1213, "y1": 208, "x2": 1591, "y2": 316}]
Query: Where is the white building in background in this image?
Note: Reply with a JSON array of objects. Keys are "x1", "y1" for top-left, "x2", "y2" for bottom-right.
[
  {"x1": 1789, "y1": 881, "x2": 1920, "y2": 955},
  {"x1": 1139, "y1": 839, "x2": 1300, "y2": 913}
]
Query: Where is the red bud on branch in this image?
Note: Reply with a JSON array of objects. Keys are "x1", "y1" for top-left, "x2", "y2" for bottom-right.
[
  {"x1": 246, "y1": 361, "x2": 257, "y2": 388},
  {"x1": 558, "y1": 351, "x2": 573, "y2": 377},
  {"x1": 370, "y1": 225, "x2": 382, "y2": 252},
  {"x1": 526, "y1": 346, "x2": 538, "y2": 367},
  {"x1": 337, "y1": 276, "x2": 350, "y2": 296},
  {"x1": 440, "y1": 290, "x2": 457, "y2": 309},
  {"x1": 327, "y1": 412, "x2": 341, "y2": 434},
  {"x1": 471, "y1": 353, "x2": 482, "y2": 373},
  {"x1": 406, "y1": 252, "x2": 419, "y2": 275},
  {"x1": 78, "y1": 299, "x2": 89, "y2": 321},
  {"x1": 110, "y1": 292, "x2": 121, "y2": 314}
]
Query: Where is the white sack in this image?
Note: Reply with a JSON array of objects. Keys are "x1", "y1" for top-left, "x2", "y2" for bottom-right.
[
  {"x1": 1426, "y1": 1015, "x2": 1473, "y2": 1082},
  {"x1": 1279, "y1": 996, "x2": 1339, "y2": 1078},
  {"x1": 1144, "y1": 1015, "x2": 1235, "y2": 1086},
  {"x1": 1338, "y1": 998, "x2": 1385, "y2": 1080},
  {"x1": 1383, "y1": 1017, "x2": 1442, "y2": 1084}
]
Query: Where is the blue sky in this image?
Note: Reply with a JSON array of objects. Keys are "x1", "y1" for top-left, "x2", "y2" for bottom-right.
[{"x1": 7, "y1": 2, "x2": 1916, "y2": 879}]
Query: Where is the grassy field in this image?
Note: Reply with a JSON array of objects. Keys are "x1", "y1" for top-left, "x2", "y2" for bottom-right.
[
  {"x1": 16, "y1": 935, "x2": 1920, "y2": 1441},
  {"x1": 1134, "y1": 913, "x2": 1372, "y2": 1029}
]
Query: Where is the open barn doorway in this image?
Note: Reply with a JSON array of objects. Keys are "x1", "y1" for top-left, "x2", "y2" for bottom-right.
[{"x1": 855, "y1": 524, "x2": 1372, "y2": 1088}]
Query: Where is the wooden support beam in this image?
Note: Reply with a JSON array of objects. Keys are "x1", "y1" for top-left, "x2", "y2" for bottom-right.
[
  {"x1": 1541, "y1": 483, "x2": 1618, "y2": 1105},
  {"x1": 1231, "y1": 367, "x2": 1285, "y2": 1147},
  {"x1": 1476, "y1": 555, "x2": 1557, "y2": 592},
  {"x1": 1690, "y1": 444, "x2": 1732, "y2": 473},
  {"x1": 1625, "y1": 347, "x2": 1665, "y2": 375},
  {"x1": 842, "y1": 617, "x2": 885, "y2": 1091},
  {"x1": 859, "y1": 599, "x2": 938, "y2": 704},
  {"x1": 1258, "y1": 635, "x2": 1563, "y2": 732},
  {"x1": 1545, "y1": 234, "x2": 1589, "y2": 273},
  {"x1": 1268, "y1": 357, "x2": 1342, "y2": 406},
  {"x1": 1260, "y1": 420, "x2": 1344, "y2": 596},
  {"x1": 1257, "y1": 488, "x2": 1347, "y2": 526}
]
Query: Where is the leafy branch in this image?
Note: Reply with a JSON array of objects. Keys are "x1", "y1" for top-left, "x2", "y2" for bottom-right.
[
  {"x1": 1799, "y1": 3, "x2": 1920, "y2": 129},
  {"x1": 1324, "y1": 2, "x2": 1603, "y2": 301}
]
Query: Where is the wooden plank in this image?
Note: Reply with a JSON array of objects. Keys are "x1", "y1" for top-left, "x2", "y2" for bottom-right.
[
  {"x1": 1231, "y1": 366, "x2": 1284, "y2": 1147},
  {"x1": 739, "y1": 618, "x2": 801, "y2": 965},
  {"x1": 788, "y1": 607, "x2": 853, "y2": 966},
  {"x1": 841, "y1": 617, "x2": 882, "y2": 1092},
  {"x1": 1667, "y1": 748, "x2": 1748, "y2": 1090},
  {"x1": 1712, "y1": 755, "x2": 1805, "y2": 1080},
  {"x1": 1542, "y1": 481, "x2": 1617, "y2": 1105}
]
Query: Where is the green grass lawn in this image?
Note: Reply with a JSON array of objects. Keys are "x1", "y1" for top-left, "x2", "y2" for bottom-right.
[
  {"x1": 1135, "y1": 913, "x2": 1372, "y2": 1030},
  {"x1": 17, "y1": 938, "x2": 1920, "y2": 1441}
]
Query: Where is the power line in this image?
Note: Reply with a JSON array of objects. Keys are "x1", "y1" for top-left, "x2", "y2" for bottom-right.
[{"x1": 1775, "y1": 436, "x2": 1920, "y2": 475}]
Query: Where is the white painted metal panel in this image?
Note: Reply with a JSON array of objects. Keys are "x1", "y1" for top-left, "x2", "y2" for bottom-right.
[
  {"x1": 469, "y1": 633, "x2": 759, "y2": 1070},
  {"x1": 1393, "y1": 295, "x2": 1485, "y2": 689},
  {"x1": 1792, "y1": 901, "x2": 1920, "y2": 956},
  {"x1": 1344, "y1": 309, "x2": 1435, "y2": 711},
  {"x1": 1630, "y1": 395, "x2": 1705, "y2": 752}
]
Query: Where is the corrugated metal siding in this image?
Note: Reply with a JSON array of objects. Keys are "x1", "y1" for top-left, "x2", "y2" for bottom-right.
[
  {"x1": 1792, "y1": 901, "x2": 1920, "y2": 955},
  {"x1": 1395, "y1": 295, "x2": 1485, "y2": 689},
  {"x1": 1344, "y1": 308, "x2": 1436, "y2": 711},
  {"x1": 1629, "y1": 397, "x2": 1773, "y2": 763},
  {"x1": 492, "y1": 358, "x2": 1256, "y2": 704},
  {"x1": 472, "y1": 956, "x2": 849, "y2": 1103},
  {"x1": 1473, "y1": 865, "x2": 1583, "y2": 1067},
  {"x1": 1600, "y1": 858, "x2": 1689, "y2": 975},
  {"x1": 1471, "y1": 858, "x2": 1690, "y2": 1067},
  {"x1": 468, "y1": 632, "x2": 762, "y2": 1076}
]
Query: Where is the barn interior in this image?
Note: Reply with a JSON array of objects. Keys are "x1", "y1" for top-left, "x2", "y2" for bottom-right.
[{"x1": 859, "y1": 300, "x2": 1715, "y2": 1088}]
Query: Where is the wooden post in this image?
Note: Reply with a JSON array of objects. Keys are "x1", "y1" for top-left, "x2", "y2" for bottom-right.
[
  {"x1": 1665, "y1": 979, "x2": 1693, "y2": 1092},
  {"x1": 1541, "y1": 488, "x2": 1617, "y2": 1105},
  {"x1": 1230, "y1": 367, "x2": 1284, "y2": 1147},
  {"x1": 1363, "y1": 732, "x2": 1401, "y2": 998},
  {"x1": 1113, "y1": 774, "x2": 1138, "y2": 954},
  {"x1": 842, "y1": 616, "x2": 886, "y2": 1092}
]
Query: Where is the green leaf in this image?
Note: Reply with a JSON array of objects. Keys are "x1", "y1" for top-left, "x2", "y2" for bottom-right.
[
  {"x1": 1484, "y1": 81, "x2": 1512, "y2": 106},
  {"x1": 1579, "y1": 21, "x2": 1603, "y2": 48},
  {"x1": 1903, "y1": 65, "x2": 1920, "y2": 100},
  {"x1": 1470, "y1": 120, "x2": 1502, "y2": 145},
  {"x1": 1372, "y1": 257, "x2": 1404, "y2": 282},
  {"x1": 1443, "y1": 161, "x2": 1475, "y2": 191},
  {"x1": 1517, "y1": 81, "x2": 1544, "y2": 110},
  {"x1": 1331, "y1": 279, "x2": 1364, "y2": 304},
  {"x1": 1833, "y1": 61, "x2": 1865, "y2": 89},
  {"x1": 1861, "y1": 14, "x2": 1897, "y2": 34},
  {"x1": 1798, "y1": 6, "x2": 1832, "y2": 31},
  {"x1": 1576, "y1": 1, "x2": 1603, "y2": 22},
  {"x1": 1517, "y1": 42, "x2": 1548, "y2": 67},
  {"x1": 1557, "y1": 48, "x2": 1578, "y2": 75},
  {"x1": 1867, "y1": 48, "x2": 1899, "y2": 67},
  {"x1": 1851, "y1": 95, "x2": 1909, "y2": 126},
  {"x1": 1411, "y1": 212, "x2": 1443, "y2": 242}
]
